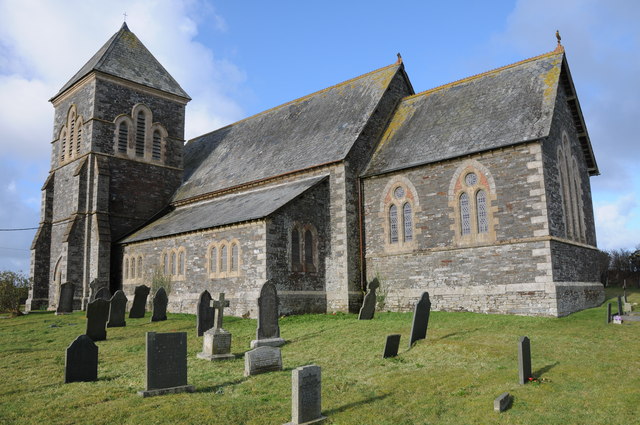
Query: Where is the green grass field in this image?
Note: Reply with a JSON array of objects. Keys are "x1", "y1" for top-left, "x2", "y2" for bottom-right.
[{"x1": 1, "y1": 288, "x2": 638, "y2": 425}]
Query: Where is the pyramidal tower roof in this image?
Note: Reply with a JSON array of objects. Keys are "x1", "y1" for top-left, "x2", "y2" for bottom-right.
[{"x1": 52, "y1": 22, "x2": 190, "y2": 101}]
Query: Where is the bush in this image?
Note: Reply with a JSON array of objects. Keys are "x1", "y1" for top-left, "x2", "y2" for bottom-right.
[{"x1": 0, "y1": 271, "x2": 31, "y2": 316}]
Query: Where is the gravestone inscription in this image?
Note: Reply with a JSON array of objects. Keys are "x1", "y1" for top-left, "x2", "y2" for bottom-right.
[
  {"x1": 56, "y1": 282, "x2": 75, "y2": 315},
  {"x1": 409, "y1": 292, "x2": 431, "y2": 347},
  {"x1": 107, "y1": 290, "x2": 127, "y2": 328},
  {"x1": 95, "y1": 287, "x2": 111, "y2": 301},
  {"x1": 285, "y1": 365, "x2": 326, "y2": 425},
  {"x1": 86, "y1": 298, "x2": 110, "y2": 341},
  {"x1": 129, "y1": 285, "x2": 150, "y2": 318},
  {"x1": 197, "y1": 328, "x2": 235, "y2": 361},
  {"x1": 138, "y1": 332, "x2": 195, "y2": 397},
  {"x1": 358, "y1": 278, "x2": 380, "y2": 320},
  {"x1": 244, "y1": 346, "x2": 283, "y2": 376},
  {"x1": 382, "y1": 334, "x2": 401, "y2": 358},
  {"x1": 518, "y1": 336, "x2": 532, "y2": 385},
  {"x1": 65, "y1": 335, "x2": 98, "y2": 383},
  {"x1": 197, "y1": 290, "x2": 214, "y2": 337},
  {"x1": 151, "y1": 287, "x2": 168, "y2": 322},
  {"x1": 251, "y1": 280, "x2": 285, "y2": 348}
]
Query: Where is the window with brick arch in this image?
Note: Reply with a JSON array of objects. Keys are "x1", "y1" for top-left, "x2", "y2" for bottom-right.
[
  {"x1": 383, "y1": 181, "x2": 417, "y2": 250},
  {"x1": 135, "y1": 110, "x2": 146, "y2": 157},
  {"x1": 450, "y1": 165, "x2": 496, "y2": 244}
]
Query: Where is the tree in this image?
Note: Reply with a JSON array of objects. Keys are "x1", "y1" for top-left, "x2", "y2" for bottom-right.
[{"x1": 0, "y1": 271, "x2": 31, "y2": 316}]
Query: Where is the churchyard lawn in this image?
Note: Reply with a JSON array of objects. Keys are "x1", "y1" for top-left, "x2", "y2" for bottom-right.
[{"x1": 0, "y1": 288, "x2": 637, "y2": 425}]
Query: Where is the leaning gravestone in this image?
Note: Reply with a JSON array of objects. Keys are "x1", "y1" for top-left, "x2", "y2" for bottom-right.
[
  {"x1": 197, "y1": 290, "x2": 214, "y2": 337},
  {"x1": 198, "y1": 293, "x2": 235, "y2": 361},
  {"x1": 56, "y1": 282, "x2": 75, "y2": 315},
  {"x1": 382, "y1": 334, "x2": 401, "y2": 358},
  {"x1": 95, "y1": 287, "x2": 111, "y2": 301},
  {"x1": 107, "y1": 290, "x2": 128, "y2": 328},
  {"x1": 151, "y1": 287, "x2": 168, "y2": 322},
  {"x1": 358, "y1": 278, "x2": 380, "y2": 320},
  {"x1": 617, "y1": 296, "x2": 624, "y2": 316},
  {"x1": 285, "y1": 365, "x2": 326, "y2": 425},
  {"x1": 129, "y1": 285, "x2": 150, "y2": 319},
  {"x1": 244, "y1": 346, "x2": 283, "y2": 376},
  {"x1": 518, "y1": 336, "x2": 532, "y2": 385},
  {"x1": 408, "y1": 292, "x2": 431, "y2": 347},
  {"x1": 494, "y1": 392, "x2": 511, "y2": 412},
  {"x1": 86, "y1": 298, "x2": 110, "y2": 341},
  {"x1": 251, "y1": 280, "x2": 285, "y2": 348},
  {"x1": 138, "y1": 332, "x2": 195, "y2": 397},
  {"x1": 65, "y1": 334, "x2": 98, "y2": 383}
]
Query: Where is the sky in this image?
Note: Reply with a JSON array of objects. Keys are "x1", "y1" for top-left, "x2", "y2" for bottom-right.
[{"x1": 0, "y1": 0, "x2": 639, "y2": 273}]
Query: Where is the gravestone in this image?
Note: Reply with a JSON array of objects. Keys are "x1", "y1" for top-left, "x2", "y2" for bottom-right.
[
  {"x1": 408, "y1": 292, "x2": 431, "y2": 347},
  {"x1": 86, "y1": 298, "x2": 110, "y2": 341},
  {"x1": 244, "y1": 346, "x2": 283, "y2": 376},
  {"x1": 95, "y1": 287, "x2": 111, "y2": 301},
  {"x1": 88, "y1": 279, "x2": 99, "y2": 303},
  {"x1": 107, "y1": 290, "x2": 128, "y2": 328},
  {"x1": 358, "y1": 278, "x2": 380, "y2": 320},
  {"x1": 251, "y1": 280, "x2": 285, "y2": 348},
  {"x1": 382, "y1": 334, "x2": 401, "y2": 358},
  {"x1": 129, "y1": 285, "x2": 150, "y2": 318},
  {"x1": 65, "y1": 335, "x2": 98, "y2": 383},
  {"x1": 138, "y1": 332, "x2": 195, "y2": 397},
  {"x1": 494, "y1": 392, "x2": 511, "y2": 412},
  {"x1": 197, "y1": 290, "x2": 214, "y2": 337},
  {"x1": 197, "y1": 328, "x2": 235, "y2": 361},
  {"x1": 606, "y1": 303, "x2": 612, "y2": 324},
  {"x1": 617, "y1": 296, "x2": 624, "y2": 316},
  {"x1": 518, "y1": 336, "x2": 532, "y2": 385},
  {"x1": 56, "y1": 282, "x2": 75, "y2": 315},
  {"x1": 285, "y1": 365, "x2": 326, "y2": 425},
  {"x1": 151, "y1": 287, "x2": 168, "y2": 322}
]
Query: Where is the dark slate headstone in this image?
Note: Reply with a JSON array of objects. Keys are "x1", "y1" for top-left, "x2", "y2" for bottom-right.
[
  {"x1": 617, "y1": 296, "x2": 624, "y2": 316},
  {"x1": 408, "y1": 292, "x2": 431, "y2": 347},
  {"x1": 196, "y1": 290, "x2": 214, "y2": 337},
  {"x1": 129, "y1": 285, "x2": 150, "y2": 318},
  {"x1": 138, "y1": 332, "x2": 195, "y2": 397},
  {"x1": 606, "y1": 303, "x2": 612, "y2": 324},
  {"x1": 107, "y1": 290, "x2": 128, "y2": 328},
  {"x1": 86, "y1": 298, "x2": 110, "y2": 341},
  {"x1": 251, "y1": 280, "x2": 285, "y2": 348},
  {"x1": 151, "y1": 287, "x2": 168, "y2": 322},
  {"x1": 286, "y1": 365, "x2": 325, "y2": 425},
  {"x1": 494, "y1": 392, "x2": 512, "y2": 412},
  {"x1": 358, "y1": 278, "x2": 379, "y2": 320},
  {"x1": 518, "y1": 336, "x2": 532, "y2": 385},
  {"x1": 56, "y1": 282, "x2": 75, "y2": 315},
  {"x1": 382, "y1": 334, "x2": 401, "y2": 358},
  {"x1": 95, "y1": 287, "x2": 111, "y2": 301},
  {"x1": 65, "y1": 335, "x2": 98, "y2": 383},
  {"x1": 244, "y1": 346, "x2": 283, "y2": 376}
]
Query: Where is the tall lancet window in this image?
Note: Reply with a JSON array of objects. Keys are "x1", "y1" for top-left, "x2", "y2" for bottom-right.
[
  {"x1": 403, "y1": 203, "x2": 413, "y2": 242},
  {"x1": 476, "y1": 190, "x2": 488, "y2": 233},
  {"x1": 135, "y1": 110, "x2": 145, "y2": 157},
  {"x1": 460, "y1": 192, "x2": 471, "y2": 236},
  {"x1": 389, "y1": 204, "x2": 399, "y2": 243}
]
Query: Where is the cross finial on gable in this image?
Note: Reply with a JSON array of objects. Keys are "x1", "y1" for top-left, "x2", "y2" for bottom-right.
[{"x1": 123, "y1": 12, "x2": 127, "y2": 22}]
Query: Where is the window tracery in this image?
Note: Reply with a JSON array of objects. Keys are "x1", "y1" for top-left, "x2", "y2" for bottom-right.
[
  {"x1": 381, "y1": 179, "x2": 418, "y2": 251},
  {"x1": 113, "y1": 104, "x2": 167, "y2": 164}
]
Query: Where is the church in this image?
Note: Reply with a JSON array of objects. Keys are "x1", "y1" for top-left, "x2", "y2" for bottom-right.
[{"x1": 27, "y1": 23, "x2": 604, "y2": 317}]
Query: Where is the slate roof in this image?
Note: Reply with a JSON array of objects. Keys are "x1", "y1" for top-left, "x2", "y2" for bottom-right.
[
  {"x1": 364, "y1": 48, "x2": 597, "y2": 176},
  {"x1": 122, "y1": 175, "x2": 327, "y2": 243},
  {"x1": 52, "y1": 23, "x2": 189, "y2": 101},
  {"x1": 172, "y1": 62, "x2": 404, "y2": 203}
]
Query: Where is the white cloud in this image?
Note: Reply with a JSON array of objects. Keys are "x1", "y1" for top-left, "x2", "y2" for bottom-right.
[{"x1": 594, "y1": 194, "x2": 640, "y2": 251}]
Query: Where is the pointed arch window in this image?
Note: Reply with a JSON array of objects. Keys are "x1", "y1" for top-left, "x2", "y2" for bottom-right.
[
  {"x1": 178, "y1": 250, "x2": 185, "y2": 276},
  {"x1": 304, "y1": 230, "x2": 313, "y2": 266},
  {"x1": 557, "y1": 135, "x2": 586, "y2": 242},
  {"x1": 460, "y1": 193, "x2": 471, "y2": 235},
  {"x1": 152, "y1": 130, "x2": 162, "y2": 160},
  {"x1": 382, "y1": 181, "x2": 417, "y2": 250},
  {"x1": 209, "y1": 246, "x2": 217, "y2": 274},
  {"x1": 124, "y1": 257, "x2": 129, "y2": 280},
  {"x1": 290, "y1": 224, "x2": 318, "y2": 273},
  {"x1": 231, "y1": 243, "x2": 239, "y2": 272},
  {"x1": 476, "y1": 190, "x2": 488, "y2": 233},
  {"x1": 389, "y1": 204, "x2": 399, "y2": 243},
  {"x1": 450, "y1": 164, "x2": 496, "y2": 244},
  {"x1": 171, "y1": 251, "x2": 177, "y2": 275},
  {"x1": 117, "y1": 123, "x2": 128, "y2": 153},
  {"x1": 137, "y1": 256, "x2": 143, "y2": 278},
  {"x1": 135, "y1": 110, "x2": 146, "y2": 157},
  {"x1": 60, "y1": 129, "x2": 67, "y2": 162},
  {"x1": 403, "y1": 203, "x2": 413, "y2": 242},
  {"x1": 291, "y1": 229, "x2": 301, "y2": 270},
  {"x1": 220, "y1": 244, "x2": 228, "y2": 273},
  {"x1": 130, "y1": 256, "x2": 136, "y2": 280}
]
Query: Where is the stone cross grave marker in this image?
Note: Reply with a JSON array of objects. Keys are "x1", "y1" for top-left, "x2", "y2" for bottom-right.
[
  {"x1": 129, "y1": 285, "x2": 150, "y2": 318},
  {"x1": 382, "y1": 334, "x2": 401, "y2": 358},
  {"x1": 86, "y1": 298, "x2": 110, "y2": 341},
  {"x1": 212, "y1": 292, "x2": 230, "y2": 329},
  {"x1": 244, "y1": 346, "x2": 283, "y2": 376},
  {"x1": 65, "y1": 334, "x2": 98, "y2": 383},
  {"x1": 138, "y1": 332, "x2": 195, "y2": 397},
  {"x1": 617, "y1": 296, "x2": 624, "y2": 316},
  {"x1": 358, "y1": 278, "x2": 380, "y2": 320},
  {"x1": 107, "y1": 290, "x2": 128, "y2": 328},
  {"x1": 518, "y1": 336, "x2": 532, "y2": 385},
  {"x1": 409, "y1": 292, "x2": 431, "y2": 348},
  {"x1": 198, "y1": 293, "x2": 234, "y2": 361},
  {"x1": 95, "y1": 287, "x2": 111, "y2": 301},
  {"x1": 494, "y1": 392, "x2": 512, "y2": 412},
  {"x1": 56, "y1": 282, "x2": 75, "y2": 315},
  {"x1": 151, "y1": 287, "x2": 168, "y2": 322},
  {"x1": 251, "y1": 280, "x2": 285, "y2": 348},
  {"x1": 285, "y1": 365, "x2": 326, "y2": 425},
  {"x1": 197, "y1": 290, "x2": 214, "y2": 337}
]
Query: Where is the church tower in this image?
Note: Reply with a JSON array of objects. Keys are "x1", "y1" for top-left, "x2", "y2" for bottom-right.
[{"x1": 27, "y1": 23, "x2": 190, "y2": 311}]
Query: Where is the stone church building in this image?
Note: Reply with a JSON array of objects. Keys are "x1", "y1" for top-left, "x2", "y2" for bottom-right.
[{"x1": 27, "y1": 24, "x2": 604, "y2": 317}]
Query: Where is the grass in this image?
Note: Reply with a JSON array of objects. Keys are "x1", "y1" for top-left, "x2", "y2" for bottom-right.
[{"x1": 0, "y1": 288, "x2": 638, "y2": 425}]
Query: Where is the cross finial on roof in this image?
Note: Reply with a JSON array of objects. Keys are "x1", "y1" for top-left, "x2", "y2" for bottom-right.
[
  {"x1": 555, "y1": 30, "x2": 561, "y2": 46},
  {"x1": 123, "y1": 12, "x2": 127, "y2": 22},
  {"x1": 396, "y1": 53, "x2": 403, "y2": 64}
]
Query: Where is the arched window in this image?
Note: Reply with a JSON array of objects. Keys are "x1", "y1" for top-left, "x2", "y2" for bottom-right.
[
  {"x1": 124, "y1": 257, "x2": 129, "y2": 280},
  {"x1": 130, "y1": 256, "x2": 136, "y2": 280},
  {"x1": 389, "y1": 204, "x2": 398, "y2": 243},
  {"x1": 75, "y1": 119, "x2": 82, "y2": 156},
  {"x1": 231, "y1": 243, "x2": 239, "y2": 272},
  {"x1": 137, "y1": 256, "x2": 143, "y2": 278},
  {"x1": 60, "y1": 129, "x2": 67, "y2": 162},
  {"x1": 460, "y1": 192, "x2": 471, "y2": 235},
  {"x1": 403, "y1": 203, "x2": 413, "y2": 242},
  {"x1": 171, "y1": 251, "x2": 177, "y2": 275},
  {"x1": 117, "y1": 123, "x2": 128, "y2": 153},
  {"x1": 220, "y1": 244, "x2": 228, "y2": 272},
  {"x1": 557, "y1": 135, "x2": 586, "y2": 242},
  {"x1": 304, "y1": 230, "x2": 313, "y2": 266},
  {"x1": 476, "y1": 190, "x2": 488, "y2": 233},
  {"x1": 152, "y1": 130, "x2": 162, "y2": 161},
  {"x1": 69, "y1": 113, "x2": 76, "y2": 159},
  {"x1": 161, "y1": 252, "x2": 168, "y2": 275},
  {"x1": 291, "y1": 229, "x2": 301, "y2": 269},
  {"x1": 209, "y1": 246, "x2": 217, "y2": 274},
  {"x1": 135, "y1": 110, "x2": 146, "y2": 157}
]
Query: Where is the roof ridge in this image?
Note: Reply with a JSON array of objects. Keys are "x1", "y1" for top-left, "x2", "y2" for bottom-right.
[
  {"x1": 94, "y1": 25, "x2": 128, "y2": 70},
  {"x1": 403, "y1": 47, "x2": 565, "y2": 102},
  {"x1": 188, "y1": 61, "x2": 402, "y2": 143}
]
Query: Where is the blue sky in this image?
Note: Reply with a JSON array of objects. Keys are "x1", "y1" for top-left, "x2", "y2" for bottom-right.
[{"x1": 0, "y1": 0, "x2": 639, "y2": 273}]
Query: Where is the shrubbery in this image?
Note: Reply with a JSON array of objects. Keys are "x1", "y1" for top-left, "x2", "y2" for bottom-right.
[{"x1": 0, "y1": 271, "x2": 31, "y2": 316}]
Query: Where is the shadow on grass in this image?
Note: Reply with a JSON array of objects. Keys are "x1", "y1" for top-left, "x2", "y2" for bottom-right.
[
  {"x1": 324, "y1": 393, "x2": 390, "y2": 415},
  {"x1": 534, "y1": 361, "x2": 559, "y2": 378},
  {"x1": 436, "y1": 328, "x2": 480, "y2": 340},
  {"x1": 195, "y1": 377, "x2": 248, "y2": 393}
]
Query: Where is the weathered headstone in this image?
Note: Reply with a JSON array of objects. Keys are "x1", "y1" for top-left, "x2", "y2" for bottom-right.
[
  {"x1": 606, "y1": 303, "x2": 612, "y2": 324},
  {"x1": 285, "y1": 365, "x2": 325, "y2": 425},
  {"x1": 196, "y1": 290, "x2": 214, "y2": 337},
  {"x1": 95, "y1": 287, "x2": 111, "y2": 301},
  {"x1": 197, "y1": 328, "x2": 235, "y2": 361},
  {"x1": 382, "y1": 334, "x2": 401, "y2": 358},
  {"x1": 138, "y1": 332, "x2": 195, "y2": 397},
  {"x1": 107, "y1": 290, "x2": 128, "y2": 328},
  {"x1": 408, "y1": 292, "x2": 431, "y2": 347},
  {"x1": 518, "y1": 336, "x2": 532, "y2": 385},
  {"x1": 65, "y1": 335, "x2": 98, "y2": 383},
  {"x1": 617, "y1": 296, "x2": 624, "y2": 316},
  {"x1": 251, "y1": 280, "x2": 285, "y2": 348},
  {"x1": 358, "y1": 278, "x2": 379, "y2": 320},
  {"x1": 56, "y1": 282, "x2": 75, "y2": 315},
  {"x1": 129, "y1": 285, "x2": 150, "y2": 318},
  {"x1": 151, "y1": 287, "x2": 168, "y2": 322},
  {"x1": 494, "y1": 392, "x2": 512, "y2": 412},
  {"x1": 244, "y1": 346, "x2": 283, "y2": 376},
  {"x1": 88, "y1": 279, "x2": 99, "y2": 303},
  {"x1": 86, "y1": 298, "x2": 110, "y2": 341}
]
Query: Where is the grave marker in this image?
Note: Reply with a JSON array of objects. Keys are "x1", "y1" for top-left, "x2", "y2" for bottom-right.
[
  {"x1": 85, "y1": 298, "x2": 110, "y2": 341},
  {"x1": 251, "y1": 280, "x2": 285, "y2": 348},
  {"x1": 617, "y1": 296, "x2": 624, "y2": 316},
  {"x1": 138, "y1": 332, "x2": 195, "y2": 397},
  {"x1": 382, "y1": 334, "x2": 401, "y2": 358},
  {"x1": 129, "y1": 285, "x2": 150, "y2": 318},
  {"x1": 196, "y1": 290, "x2": 214, "y2": 337},
  {"x1": 212, "y1": 292, "x2": 230, "y2": 329},
  {"x1": 151, "y1": 287, "x2": 168, "y2": 322},
  {"x1": 198, "y1": 293, "x2": 234, "y2": 361},
  {"x1": 494, "y1": 392, "x2": 511, "y2": 412},
  {"x1": 518, "y1": 336, "x2": 532, "y2": 385},
  {"x1": 65, "y1": 335, "x2": 98, "y2": 383},
  {"x1": 285, "y1": 365, "x2": 325, "y2": 425},
  {"x1": 107, "y1": 290, "x2": 128, "y2": 328},
  {"x1": 95, "y1": 287, "x2": 111, "y2": 301},
  {"x1": 409, "y1": 292, "x2": 431, "y2": 347},
  {"x1": 358, "y1": 278, "x2": 379, "y2": 320},
  {"x1": 244, "y1": 346, "x2": 283, "y2": 376},
  {"x1": 56, "y1": 282, "x2": 75, "y2": 315}
]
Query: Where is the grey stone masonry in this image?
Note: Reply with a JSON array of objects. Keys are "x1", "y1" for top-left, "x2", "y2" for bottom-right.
[
  {"x1": 138, "y1": 332, "x2": 195, "y2": 397},
  {"x1": 285, "y1": 365, "x2": 326, "y2": 425},
  {"x1": 65, "y1": 335, "x2": 98, "y2": 383},
  {"x1": 244, "y1": 346, "x2": 283, "y2": 376}
]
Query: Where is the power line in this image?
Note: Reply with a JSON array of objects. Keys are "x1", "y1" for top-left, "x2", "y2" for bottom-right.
[
  {"x1": 0, "y1": 227, "x2": 39, "y2": 231},
  {"x1": 0, "y1": 246, "x2": 30, "y2": 251}
]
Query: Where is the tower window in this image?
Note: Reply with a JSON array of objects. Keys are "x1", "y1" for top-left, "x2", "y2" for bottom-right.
[
  {"x1": 135, "y1": 111, "x2": 145, "y2": 157},
  {"x1": 152, "y1": 130, "x2": 162, "y2": 160}
]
